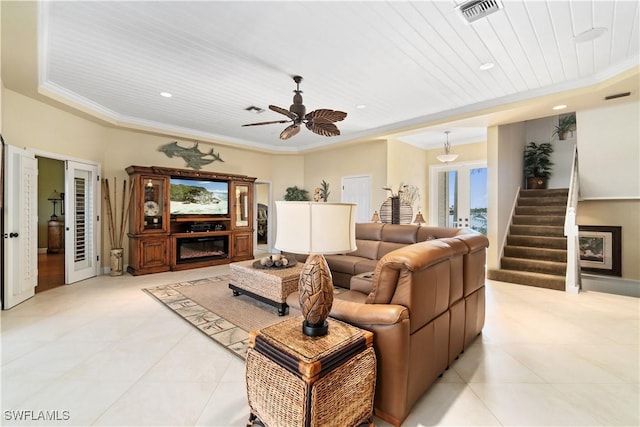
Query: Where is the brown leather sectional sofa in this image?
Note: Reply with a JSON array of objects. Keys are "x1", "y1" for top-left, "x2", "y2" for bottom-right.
[{"x1": 287, "y1": 223, "x2": 489, "y2": 426}]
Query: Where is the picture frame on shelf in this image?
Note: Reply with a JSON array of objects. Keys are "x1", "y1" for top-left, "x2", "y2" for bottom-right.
[{"x1": 578, "y1": 225, "x2": 621, "y2": 277}]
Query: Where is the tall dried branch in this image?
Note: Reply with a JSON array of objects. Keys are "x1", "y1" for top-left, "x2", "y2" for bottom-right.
[{"x1": 102, "y1": 177, "x2": 132, "y2": 249}]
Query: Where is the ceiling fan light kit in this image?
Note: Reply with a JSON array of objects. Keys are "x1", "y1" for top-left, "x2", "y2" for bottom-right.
[{"x1": 242, "y1": 76, "x2": 347, "y2": 140}]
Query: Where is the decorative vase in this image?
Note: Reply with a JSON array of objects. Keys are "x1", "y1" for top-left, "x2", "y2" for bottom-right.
[
  {"x1": 110, "y1": 248, "x2": 124, "y2": 276},
  {"x1": 391, "y1": 196, "x2": 400, "y2": 224},
  {"x1": 527, "y1": 177, "x2": 547, "y2": 189}
]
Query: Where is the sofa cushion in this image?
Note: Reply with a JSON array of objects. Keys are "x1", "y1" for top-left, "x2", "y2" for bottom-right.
[
  {"x1": 354, "y1": 259, "x2": 378, "y2": 275},
  {"x1": 380, "y1": 224, "x2": 420, "y2": 244},
  {"x1": 350, "y1": 239, "x2": 380, "y2": 260},
  {"x1": 378, "y1": 241, "x2": 407, "y2": 259},
  {"x1": 367, "y1": 240, "x2": 453, "y2": 306},
  {"x1": 417, "y1": 226, "x2": 460, "y2": 241},
  {"x1": 355, "y1": 222, "x2": 384, "y2": 240},
  {"x1": 325, "y1": 255, "x2": 364, "y2": 275},
  {"x1": 437, "y1": 237, "x2": 469, "y2": 304}
]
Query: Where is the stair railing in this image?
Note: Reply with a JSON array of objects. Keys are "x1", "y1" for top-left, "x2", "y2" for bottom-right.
[{"x1": 564, "y1": 143, "x2": 581, "y2": 294}]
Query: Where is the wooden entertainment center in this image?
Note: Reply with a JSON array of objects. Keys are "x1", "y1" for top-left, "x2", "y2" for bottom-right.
[{"x1": 126, "y1": 165, "x2": 256, "y2": 276}]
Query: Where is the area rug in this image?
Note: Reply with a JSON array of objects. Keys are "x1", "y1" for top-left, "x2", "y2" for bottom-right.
[{"x1": 143, "y1": 275, "x2": 300, "y2": 359}]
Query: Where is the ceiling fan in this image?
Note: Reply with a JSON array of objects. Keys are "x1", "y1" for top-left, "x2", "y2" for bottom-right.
[{"x1": 242, "y1": 76, "x2": 347, "y2": 140}]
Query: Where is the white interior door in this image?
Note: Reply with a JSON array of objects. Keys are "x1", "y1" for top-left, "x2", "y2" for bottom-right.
[
  {"x1": 430, "y1": 161, "x2": 488, "y2": 234},
  {"x1": 3, "y1": 145, "x2": 38, "y2": 309},
  {"x1": 341, "y1": 175, "x2": 371, "y2": 224},
  {"x1": 65, "y1": 161, "x2": 100, "y2": 283}
]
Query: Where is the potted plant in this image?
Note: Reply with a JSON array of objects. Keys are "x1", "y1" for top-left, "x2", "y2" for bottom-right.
[
  {"x1": 523, "y1": 142, "x2": 553, "y2": 189},
  {"x1": 284, "y1": 186, "x2": 310, "y2": 201},
  {"x1": 553, "y1": 113, "x2": 576, "y2": 140}
]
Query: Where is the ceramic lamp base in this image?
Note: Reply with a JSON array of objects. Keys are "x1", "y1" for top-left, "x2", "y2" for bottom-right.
[{"x1": 298, "y1": 254, "x2": 334, "y2": 337}]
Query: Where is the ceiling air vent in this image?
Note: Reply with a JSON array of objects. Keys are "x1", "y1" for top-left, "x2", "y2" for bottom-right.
[
  {"x1": 457, "y1": 0, "x2": 504, "y2": 23},
  {"x1": 604, "y1": 92, "x2": 631, "y2": 101}
]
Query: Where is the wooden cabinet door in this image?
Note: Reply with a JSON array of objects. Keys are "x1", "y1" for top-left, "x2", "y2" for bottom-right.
[
  {"x1": 140, "y1": 237, "x2": 169, "y2": 269},
  {"x1": 231, "y1": 182, "x2": 253, "y2": 230},
  {"x1": 128, "y1": 236, "x2": 170, "y2": 275},
  {"x1": 130, "y1": 174, "x2": 169, "y2": 234},
  {"x1": 233, "y1": 232, "x2": 253, "y2": 260}
]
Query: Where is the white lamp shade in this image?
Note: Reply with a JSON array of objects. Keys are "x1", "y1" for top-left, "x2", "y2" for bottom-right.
[
  {"x1": 436, "y1": 153, "x2": 459, "y2": 163},
  {"x1": 275, "y1": 201, "x2": 357, "y2": 255}
]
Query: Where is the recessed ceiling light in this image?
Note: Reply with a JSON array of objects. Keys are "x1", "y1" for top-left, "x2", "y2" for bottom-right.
[
  {"x1": 160, "y1": 92, "x2": 172, "y2": 98},
  {"x1": 479, "y1": 62, "x2": 495, "y2": 71},
  {"x1": 573, "y1": 27, "x2": 607, "y2": 43},
  {"x1": 552, "y1": 104, "x2": 567, "y2": 110},
  {"x1": 356, "y1": 104, "x2": 367, "y2": 109}
]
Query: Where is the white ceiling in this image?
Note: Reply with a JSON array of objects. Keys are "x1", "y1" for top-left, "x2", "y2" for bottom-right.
[{"x1": 37, "y1": 0, "x2": 639, "y2": 152}]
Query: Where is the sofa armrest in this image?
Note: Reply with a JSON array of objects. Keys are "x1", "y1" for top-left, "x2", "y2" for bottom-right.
[
  {"x1": 286, "y1": 291, "x2": 408, "y2": 326},
  {"x1": 330, "y1": 298, "x2": 409, "y2": 325}
]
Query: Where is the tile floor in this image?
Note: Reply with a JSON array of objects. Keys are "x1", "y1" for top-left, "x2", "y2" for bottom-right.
[{"x1": 1, "y1": 265, "x2": 638, "y2": 426}]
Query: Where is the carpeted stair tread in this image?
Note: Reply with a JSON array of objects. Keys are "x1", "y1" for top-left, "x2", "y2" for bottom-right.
[
  {"x1": 507, "y1": 235, "x2": 567, "y2": 249},
  {"x1": 515, "y1": 206, "x2": 566, "y2": 215},
  {"x1": 512, "y1": 215, "x2": 565, "y2": 226},
  {"x1": 518, "y1": 197, "x2": 568, "y2": 206},
  {"x1": 510, "y1": 224, "x2": 565, "y2": 237},
  {"x1": 519, "y1": 189, "x2": 569, "y2": 197},
  {"x1": 504, "y1": 245, "x2": 567, "y2": 262},
  {"x1": 500, "y1": 257, "x2": 566, "y2": 276},
  {"x1": 487, "y1": 269, "x2": 565, "y2": 291}
]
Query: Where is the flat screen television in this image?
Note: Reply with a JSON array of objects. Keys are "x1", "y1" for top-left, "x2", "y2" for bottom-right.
[{"x1": 169, "y1": 177, "x2": 229, "y2": 216}]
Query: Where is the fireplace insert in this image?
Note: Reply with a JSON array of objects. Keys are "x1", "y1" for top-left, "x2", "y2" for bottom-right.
[{"x1": 176, "y1": 235, "x2": 229, "y2": 264}]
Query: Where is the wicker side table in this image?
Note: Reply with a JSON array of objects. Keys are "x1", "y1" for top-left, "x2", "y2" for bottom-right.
[{"x1": 246, "y1": 316, "x2": 376, "y2": 427}]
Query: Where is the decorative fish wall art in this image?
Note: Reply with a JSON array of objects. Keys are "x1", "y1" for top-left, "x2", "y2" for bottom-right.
[{"x1": 158, "y1": 141, "x2": 224, "y2": 170}]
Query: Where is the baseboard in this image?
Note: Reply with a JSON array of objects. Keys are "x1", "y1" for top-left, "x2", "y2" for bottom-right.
[
  {"x1": 38, "y1": 247, "x2": 47, "y2": 254},
  {"x1": 581, "y1": 274, "x2": 639, "y2": 298},
  {"x1": 101, "y1": 264, "x2": 129, "y2": 275}
]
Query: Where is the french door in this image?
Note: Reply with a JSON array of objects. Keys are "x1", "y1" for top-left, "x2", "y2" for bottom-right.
[
  {"x1": 429, "y1": 161, "x2": 487, "y2": 234},
  {"x1": 65, "y1": 161, "x2": 100, "y2": 283},
  {"x1": 3, "y1": 145, "x2": 38, "y2": 309}
]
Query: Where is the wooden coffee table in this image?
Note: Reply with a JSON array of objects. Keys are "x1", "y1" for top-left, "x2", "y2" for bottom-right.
[{"x1": 228, "y1": 258, "x2": 304, "y2": 316}]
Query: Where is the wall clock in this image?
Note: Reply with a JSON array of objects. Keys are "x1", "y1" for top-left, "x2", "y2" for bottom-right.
[{"x1": 144, "y1": 200, "x2": 160, "y2": 216}]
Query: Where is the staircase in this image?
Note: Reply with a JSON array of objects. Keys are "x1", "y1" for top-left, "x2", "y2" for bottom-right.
[{"x1": 488, "y1": 188, "x2": 568, "y2": 291}]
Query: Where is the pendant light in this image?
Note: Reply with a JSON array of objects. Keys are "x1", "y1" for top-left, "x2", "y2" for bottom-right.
[{"x1": 436, "y1": 131, "x2": 458, "y2": 163}]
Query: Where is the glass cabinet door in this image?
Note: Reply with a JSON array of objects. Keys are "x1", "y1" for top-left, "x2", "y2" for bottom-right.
[
  {"x1": 235, "y1": 184, "x2": 250, "y2": 228},
  {"x1": 142, "y1": 176, "x2": 166, "y2": 232}
]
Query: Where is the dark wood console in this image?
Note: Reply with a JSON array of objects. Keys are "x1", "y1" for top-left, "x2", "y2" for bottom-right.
[{"x1": 126, "y1": 165, "x2": 256, "y2": 276}]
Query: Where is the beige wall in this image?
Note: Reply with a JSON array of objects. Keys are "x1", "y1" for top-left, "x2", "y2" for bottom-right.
[
  {"x1": 577, "y1": 101, "x2": 640, "y2": 199},
  {"x1": 303, "y1": 140, "x2": 387, "y2": 219},
  {"x1": 4, "y1": 89, "x2": 107, "y2": 162},
  {"x1": 387, "y1": 139, "x2": 428, "y2": 215},
  {"x1": 488, "y1": 122, "x2": 527, "y2": 270}
]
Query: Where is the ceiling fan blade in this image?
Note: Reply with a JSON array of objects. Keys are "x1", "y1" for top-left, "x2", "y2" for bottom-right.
[
  {"x1": 280, "y1": 124, "x2": 300, "y2": 140},
  {"x1": 269, "y1": 105, "x2": 298, "y2": 120},
  {"x1": 305, "y1": 109, "x2": 347, "y2": 123},
  {"x1": 306, "y1": 121, "x2": 340, "y2": 137},
  {"x1": 242, "y1": 120, "x2": 290, "y2": 127}
]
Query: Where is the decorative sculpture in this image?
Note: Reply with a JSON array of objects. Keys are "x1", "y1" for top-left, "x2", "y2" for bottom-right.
[{"x1": 158, "y1": 141, "x2": 224, "y2": 170}]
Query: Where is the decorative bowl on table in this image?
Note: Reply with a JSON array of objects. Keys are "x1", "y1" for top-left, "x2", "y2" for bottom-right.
[{"x1": 252, "y1": 254, "x2": 298, "y2": 269}]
